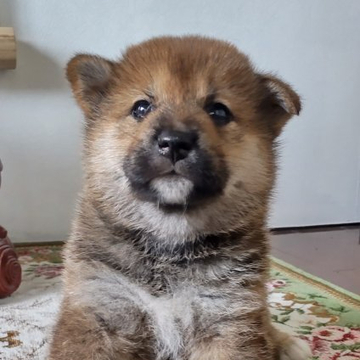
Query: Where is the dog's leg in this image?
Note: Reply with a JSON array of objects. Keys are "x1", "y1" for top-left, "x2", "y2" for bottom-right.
[
  {"x1": 270, "y1": 325, "x2": 312, "y2": 360},
  {"x1": 188, "y1": 328, "x2": 311, "y2": 360},
  {"x1": 188, "y1": 325, "x2": 277, "y2": 360},
  {"x1": 189, "y1": 337, "x2": 278, "y2": 360},
  {"x1": 48, "y1": 302, "x2": 150, "y2": 360},
  {"x1": 188, "y1": 317, "x2": 311, "y2": 360}
]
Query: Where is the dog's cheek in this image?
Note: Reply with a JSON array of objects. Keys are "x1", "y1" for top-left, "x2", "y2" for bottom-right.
[
  {"x1": 198, "y1": 131, "x2": 230, "y2": 184},
  {"x1": 123, "y1": 148, "x2": 154, "y2": 189},
  {"x1": 201, "y1": 152, "x2": 229, "y2": 195},
  {"x1": 85, "y1": 122, "x2": 131, "y2": 182},
  {"x1": 222, "y1": 133, "x2": 275, "y2": 196}
]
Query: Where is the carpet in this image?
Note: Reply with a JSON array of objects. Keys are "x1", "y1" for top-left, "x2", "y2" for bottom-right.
[{"x1": 0, "y1": 245, "x2": 359, "y2": 360}]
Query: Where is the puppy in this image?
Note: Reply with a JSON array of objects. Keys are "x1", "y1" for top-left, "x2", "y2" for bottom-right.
[{"x1": 49, "y1": 36, "x2": 311, "y2": 360}]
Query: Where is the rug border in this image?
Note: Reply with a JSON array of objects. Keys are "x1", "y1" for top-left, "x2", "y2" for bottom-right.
[{"x1": 271, "y1": 257, "x2": 360, "y2": 309}]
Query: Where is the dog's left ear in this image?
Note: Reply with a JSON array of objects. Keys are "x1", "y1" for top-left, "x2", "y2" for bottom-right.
[{"x1": 258, "y1": 74, "x2": 301, "y2": 137}]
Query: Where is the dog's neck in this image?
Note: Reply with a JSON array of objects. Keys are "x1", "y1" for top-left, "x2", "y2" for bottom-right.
[
  {"x1": 123, "y1": 228, "x2": 248, "y2": 264},
  {"x1": 70, "y1": 200, "x2": 269, "y2": 296},
  {"x1": 72, "y1": 197, "x2": 267, "y2": 268}
]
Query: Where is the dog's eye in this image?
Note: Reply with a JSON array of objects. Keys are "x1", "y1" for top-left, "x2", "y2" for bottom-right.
[
  {"x1": 131, "y1": 100, "x2": 152, "y2": 120},
  {"x1": 206, "y1": 103, "x2": 232, "y2": 126}
]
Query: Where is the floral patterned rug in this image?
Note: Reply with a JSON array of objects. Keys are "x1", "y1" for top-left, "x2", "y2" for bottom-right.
[{"x1": 0, "y1": 245, "x2": 359, "y2": 360}]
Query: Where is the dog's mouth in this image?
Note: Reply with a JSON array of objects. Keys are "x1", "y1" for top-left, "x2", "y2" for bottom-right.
[
  {"x1": 123, "y1": 143, "x2": 229, "y2": 208},
  {"x1": 150, "y1": 173, "x2": 194, "y2": 206}
]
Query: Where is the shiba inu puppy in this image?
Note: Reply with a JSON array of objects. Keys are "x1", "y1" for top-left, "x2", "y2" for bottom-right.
[{"x1": 49, "y1": 36, "x2": 310, "y2": 360}]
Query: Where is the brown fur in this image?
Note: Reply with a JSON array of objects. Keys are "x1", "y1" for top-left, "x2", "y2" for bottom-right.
[{"x1": 49, "y1": 36, "x2": 309, "y2": 360}]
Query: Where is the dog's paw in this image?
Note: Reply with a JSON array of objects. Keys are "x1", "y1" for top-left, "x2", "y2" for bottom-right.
[{"x1": 279, "y1": 336, "x2": 312, "y2": 360}]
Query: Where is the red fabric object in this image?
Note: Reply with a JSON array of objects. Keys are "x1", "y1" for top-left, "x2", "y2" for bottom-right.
[
  {"x1": 0, "y1": 159, "x2": 22, "y2": 298},
  {"x1": 0, "y1": 227, "x2": 22, "y2": 298}
]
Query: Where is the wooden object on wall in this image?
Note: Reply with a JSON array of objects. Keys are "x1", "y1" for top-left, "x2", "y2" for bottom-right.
[{"x1": 0, "y1": 27, "x2": 16, "y2": 69}]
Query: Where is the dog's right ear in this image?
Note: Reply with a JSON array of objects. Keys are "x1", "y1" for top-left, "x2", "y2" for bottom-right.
[
  {"x1": 258, "y1": 74, "x2": 301, "y2": 138},
  {"x1": 66, "y1": 54, "x2": 116, "y2": 116}
]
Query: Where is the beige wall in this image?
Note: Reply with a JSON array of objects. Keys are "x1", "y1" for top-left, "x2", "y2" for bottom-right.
[{"x1": 0, "y1": 0, "x2": 359, "y2": 242}]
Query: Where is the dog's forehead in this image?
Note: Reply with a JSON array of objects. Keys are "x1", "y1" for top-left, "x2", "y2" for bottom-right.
[{"x1": 118, "y1": 37, "x2": 256, "y2": 101}]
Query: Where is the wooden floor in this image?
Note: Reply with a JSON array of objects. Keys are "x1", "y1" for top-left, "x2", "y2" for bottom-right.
[{"x1": 271, "y1": 226, "x2": 360, "y2": 295}]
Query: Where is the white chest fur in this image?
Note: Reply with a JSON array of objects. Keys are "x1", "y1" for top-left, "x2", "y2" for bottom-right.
[{"x1": 74, "y1": 270, "x2": 225, "y2": 359}]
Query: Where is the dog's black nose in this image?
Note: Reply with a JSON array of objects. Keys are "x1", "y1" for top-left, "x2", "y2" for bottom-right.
[{"x1": 157, "y1": 130, "x2": 198, "y2": 163}]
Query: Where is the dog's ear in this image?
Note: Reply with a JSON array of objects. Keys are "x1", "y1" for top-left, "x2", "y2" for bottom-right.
[
  {"x1": 258, "y1": 74, "x2": 301, "y2": 137},
  {"x1": 66, "y1": 54, "x2": 116, "y2": 117}
]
